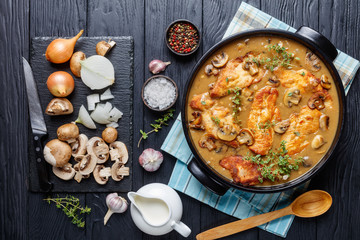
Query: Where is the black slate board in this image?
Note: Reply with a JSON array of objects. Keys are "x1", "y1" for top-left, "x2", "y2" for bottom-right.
[{"x1": 28, "y1": 36, "x2": 134, "y2": 192}]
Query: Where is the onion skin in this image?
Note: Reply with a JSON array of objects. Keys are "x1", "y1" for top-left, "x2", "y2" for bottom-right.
[
  {"x1": 70, "y1": 51, "x2": 86, "y2": 77},
  {"x1": 45, "y1": 30, "x2": 84, "y2": 64},
  {"x1": 47, "y1": 71, "x2": 75, "y2": 97}
]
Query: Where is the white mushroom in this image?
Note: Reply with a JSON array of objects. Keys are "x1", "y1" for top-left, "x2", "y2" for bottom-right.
[
  {"x1": 74, "y1": 154, "x2": 97, "y2": 175},
  {"x1": 93, "y1": 165, "x2": 111, "y2": 185},
  {"x1": 111, "y1": 161, "x2": 130, "y2": 181},
  {"x1": 205, "y1": 64, "x2": 219, "y2": 76},
  {"x1": 274, "y1": 119, "x2": 290, "y2": 134},
  {"x1": 284, "y1": 87, "x2": 302, "y2": 107},
  {"x1": 53, "y1": 163, "x2": 75, "y2": 180},
  {"x1": 109, "y1": 141, "x2": 128, "y2": 164},
  {"x1": 70, "y1": 134, "x2": 88, "y2": 158},
  {"x1": 305, "y1": 52, "x2": 321, "y2": 72},
  {"x1": 211, "y1": 52, "x2": 229, "y2": 68},
  {"x1": 319, "y1": 114, "x2": 330, "y2": 131},
  {"x1": 73, "y1": 162, "x2": 90, "y2": 183},
  {"x1": 320, "y1": 74, "x2": 331, "y2": 89},
  {"x1": 311, "y1": 135, "x2": 326, "y2": 149},
  {"x1": 236, "y1": 128, "x2": 255, "y2": 146},
  {"x1": 87, "y1": 137, "x2": 110, "y2": 164},
  {"x1": 43, "y1": 139, "x2": 72, "y2": 167}
]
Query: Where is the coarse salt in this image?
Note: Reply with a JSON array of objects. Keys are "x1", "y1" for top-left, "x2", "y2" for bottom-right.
[{"x1": 144, "y1": 77, "x2": 176, "y2": 110}]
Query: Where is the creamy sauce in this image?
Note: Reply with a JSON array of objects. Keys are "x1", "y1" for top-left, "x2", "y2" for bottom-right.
[
  {"x1": 134, "y1": 195, "x2": 170, "y2": 226},
  {"x1": 186, "y1": 36, "x2": 340, "y2": 186}
]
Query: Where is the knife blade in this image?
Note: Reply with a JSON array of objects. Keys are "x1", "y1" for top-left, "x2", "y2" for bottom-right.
[{"x1": 23, "y1": 57, "x2": 53, "y2": 192}]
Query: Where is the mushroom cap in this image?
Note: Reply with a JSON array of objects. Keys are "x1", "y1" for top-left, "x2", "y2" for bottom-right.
[
  {"x1": 274, "y1": 119, "x2": 290, "y2": 134},
  {"x1": 237, "y1": 128, "x2": 255, "y2": 146},
  {"x1": 87, "y1": 137, "x2": 109, "y2": 164},
  {"x1": 308, "y1": 91, "x2": 326, "y2": 110},
  {"x1": 111, "y1": 161, "x2": 130, "y2": 181},
  {"x1": 211, "y1": 52, "x2": 229, "y2": 68},
  {"x1": 284, "y1": 87, "x2": 302, "y2": 107},
  {"x1": 76, "y1": 154, "x2": 97, "y2": 175},
  {"x1": 93, "y1": 165, "x2": 110, "y2": 185},
  {"x1": 57, "y1": 123, "x2": 79, "y2": 142},
  {"x1": 52, "y1": 163, "x2": 75, "y2": 180},
  {"x1": 102, "y1": 127, "x2": 118, "y2": 144},
  {"x1": 109, "y1": 141, "x2": 129, "y2": 164},
  {"x1": 311, "y1": 135, "x2": 326, "y2": 149},
  {"x1": 320, "y1": 74, "x2": 331, "y2": 89},
  {"x1": 319, "y1": 114, "x2": 330, "y2": 131},
  {"x1": 71, "y1": 134, "x2": 88, "y2": 158},
  {"x1": 204, "y1": 64, "x2": 219, "y2": 76},
  {"x1": 96, "y1": 40, "x2": 116, "y2": 56},
  {"x1": 199, "y1": 133, "x2": 216, "y2": 151},
  {"x1": 305, "y1": 52, "x2": 321, "y2": 72},
  {"x1": 217, "y1": 125, "x2": 238, "y2": 142},
  {"x1": 45, "y1": 98, "x2": 73, "y2": 116},
  {"x1": 267, "y1": 77, "x2": 280, "y2": 87},
  {"x1": 43, "y1": 139, "x2": 72, "y2": 167}
]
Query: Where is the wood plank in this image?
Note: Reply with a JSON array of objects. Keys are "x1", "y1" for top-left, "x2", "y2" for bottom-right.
[{"x1": 0, "y1": 0, "x2": 30, "y2": 239}]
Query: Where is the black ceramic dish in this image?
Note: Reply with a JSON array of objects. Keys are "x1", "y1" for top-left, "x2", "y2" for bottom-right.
[
  {"x1": 165, "y1": 19, "x2": 201, "y2": 56},
  {"x1": 181, "y1": 26, "x2": 346, "y2": 195}
]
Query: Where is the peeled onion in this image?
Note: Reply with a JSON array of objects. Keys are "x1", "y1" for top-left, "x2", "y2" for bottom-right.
[
  {"x1": 47, "y1": 71, "x2": 74, "y2": 97},
  {"x1": 75, "y1": 105, "x2": 96, "y2": 129}
]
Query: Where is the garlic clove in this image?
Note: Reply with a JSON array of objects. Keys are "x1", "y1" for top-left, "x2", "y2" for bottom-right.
[
  {"x1": 149, "y1": 59, "x2": 171, "y2": 74},
  {"x1": 139, "y1": 148, "x2": 164, "y2": 172},
  {"x1": 104, "y1": 192, "x2": 128, "y2": 225}
]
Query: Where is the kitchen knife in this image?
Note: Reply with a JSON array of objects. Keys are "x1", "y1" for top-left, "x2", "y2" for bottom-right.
[{"x1": 23, "y1": 57, "x2": 53, "y2": 192}]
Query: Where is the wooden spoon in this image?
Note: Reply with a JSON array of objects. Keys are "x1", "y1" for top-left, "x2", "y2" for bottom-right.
[{"x1": 196, "y1": 190, "x2": 332, "y2": 240}]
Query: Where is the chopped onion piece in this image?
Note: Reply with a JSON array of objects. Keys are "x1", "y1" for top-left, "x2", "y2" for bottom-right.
[
  {"x1": 109, "y1": 107, "x2": 123, "y2": 122},
  {"x1": 90, "y1": 104, "x2": 112, "y2": 124},
  {"x1": 75, "y1": 105, "x2": 96, "y2": 129},
  {"x1": 101, "y1": 88, "x2": 114, "y2": 101},
  {"x1": 106, "y1": 122, "x2": 119, "y2": 128},
  {"x1": 80, "y1": 55, "x2": 115, "y2": 90},
  {"x1": 104, "y1": 102, "x2": 113, "y2": 113},
  {"x1": 87, "y1": 93, "x2": 100, "y2": 111}
]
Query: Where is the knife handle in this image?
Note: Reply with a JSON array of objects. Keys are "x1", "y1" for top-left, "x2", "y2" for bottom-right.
[{"x1": 32, "y1": 133, "x2": 53, "y2": 192}]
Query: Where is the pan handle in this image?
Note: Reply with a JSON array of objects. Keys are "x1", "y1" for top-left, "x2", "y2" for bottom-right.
[
  {"x1": 187, "y1": 159, "x2": 229, "y2": 196},
  {"x1": 296, "y1": 26, "x2": 338, "y2": 62}
]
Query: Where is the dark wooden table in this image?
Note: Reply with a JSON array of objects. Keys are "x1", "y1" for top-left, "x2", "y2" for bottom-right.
[{"x1": 1, "y1": 0, "x2": 360, "y2": 239}]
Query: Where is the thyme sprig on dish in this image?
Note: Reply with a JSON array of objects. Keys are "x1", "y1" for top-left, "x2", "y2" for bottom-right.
[
  {"x1": 244, "y1": 140, "x2": 303, "y2": 183},
  {"x1": 138, "y1": 109, "x2": 175, "y2": 147},
  {"x1": 43, "y1": 195, "x2": 91, "y2": 228},
  {"x1": 231, "y1": 88, "x2": 242, "y2": 125}
]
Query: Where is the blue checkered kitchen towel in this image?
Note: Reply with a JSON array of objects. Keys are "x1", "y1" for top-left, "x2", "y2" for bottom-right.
[{"x1": 161, "y1": 2, "x2": 360, "y2": 238}]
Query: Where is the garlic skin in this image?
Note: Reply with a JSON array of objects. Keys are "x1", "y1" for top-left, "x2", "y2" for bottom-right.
[
  {"x1": 104, "y1": 193, "x2": 128, "y2": 225},
  {"x1": 139, "y1": 148, "x2": 164, "y2": 172},
  {"x1": 149, "y1": 60, "x2": 171, "y2": 74}
]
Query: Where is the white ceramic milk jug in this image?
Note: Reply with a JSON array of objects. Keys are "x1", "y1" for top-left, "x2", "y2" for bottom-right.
[{"x1": 127, "y1": 183, "x2": 191, "y2": 237}]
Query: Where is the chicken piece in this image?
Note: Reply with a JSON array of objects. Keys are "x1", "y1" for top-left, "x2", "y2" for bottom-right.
[
  {"x1": 281, "y1": 106, "x2": 322, "y2": 155},
  {"x1": 210, "y1": 54, "x2": 264, "y2": 98},
  {"x1": 190, "y1": 92, "x2": 215, "y2": 111},
  {"x1": 275, "y1": 69, "x2": 323, "y2": 93},
  {"x1": 247, "y1": 86, "x2": 280, "y2": 155},
  {"x1": 219, "y1": 156, "x2": 260, "y2": 186}
]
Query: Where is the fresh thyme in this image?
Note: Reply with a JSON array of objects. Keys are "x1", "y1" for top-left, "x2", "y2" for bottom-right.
[
  {"x1": 43, "y1": 195, "x2": 91, "y2": 228},
  {"x1": 138, "y1": 109, "x2": 175, "y2": 147},
  {"x1": 231, "y1": 88, "x2": 242, "y2": 125},
  {"x1": 211, "y1": 116, "x2": 220, "y2": 125}
]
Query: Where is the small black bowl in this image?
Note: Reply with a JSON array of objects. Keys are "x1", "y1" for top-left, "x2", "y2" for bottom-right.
[
  {"x1": 165, "y1": 19, "x2": 201, "y2": 56},
  {"x1": 142, "y1": 75, "x2": 178, "y2": 111}
]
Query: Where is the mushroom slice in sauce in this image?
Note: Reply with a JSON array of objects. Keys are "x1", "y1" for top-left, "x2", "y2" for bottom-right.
[
  {"x1": 274, "y1": 119, "x2": 290, "y2": 134},
  {"x1": 284, "y1": 87, "x2": 302, "y2": 107},
  {"x1": 217, "y1": 124, "x2": 237, "y2": 142},
  {"x1": 52, "y1": 163, "x2": 75, "y2": 180},
  {"x1": 199, "y1": 133, "x2": 217, "y2": 151},
  {"x1": 236, "y1": 128, "x2": 254, "y2": 146},
  {"x1": 267, "y1": 77, "x2": 280, "y2": 87},
  {"x1": 45, "y1": 98, "x2": 73, "y2": 115},
  {"x1": 87, "y1": 137, "x2": 110, "y2": 164},
  {"x1": 319, "y1": 114, "x2": 330, "y2": 131},
  {"x1": 71, "y1": 134, "x2": 88, "y2": 158},
  {"x1": 211, "y1": 52, "x2": 229, "y2": 68},
  {"x1": 302, "y1": 156, "x2": 312, "y2": 168},
  {"x1": 109, "y1": 141, "x2": 128, "y2": 164},
  {"x1": 93, "y1": 165, "x2": 111, "y2": 185},
  {"x1": 305, "y1": 51, "x2": 321, "y2": 72},
  {"x1": 189, "y1": 111, "x2": 204, "y2": 130},
  {"x1": 308, "y1": 91, "x2": 326, "y2": 110},
  {"x1": 320, "y1": 74, "x2": 331, "y2": 89},
  {"x1": 311, "y1": 135, "x2": 326, "y2": 149},
  {"x1": 205, "y1": 64, "x2": 219, "y2": 76},
  {"x1": 111, "y1": 161, "x2": 130, "y2": 181}
]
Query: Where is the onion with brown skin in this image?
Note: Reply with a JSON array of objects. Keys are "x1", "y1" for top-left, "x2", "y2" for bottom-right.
[
  {"x1": 47, "y1": 71, "x2": 75, "y2": 97},
  {"x1": 70, "y1": 51, "x2": 86, "y2": 77}
]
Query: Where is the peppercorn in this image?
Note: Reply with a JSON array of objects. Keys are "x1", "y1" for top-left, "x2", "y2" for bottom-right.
[{"x1": 167, "y1": 22, "x2": 199, "y2": 54}]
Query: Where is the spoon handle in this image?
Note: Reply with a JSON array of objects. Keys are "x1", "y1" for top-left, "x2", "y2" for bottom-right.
[{"x1": 196, "y1": 206, "x2": 293, "y2": 240}]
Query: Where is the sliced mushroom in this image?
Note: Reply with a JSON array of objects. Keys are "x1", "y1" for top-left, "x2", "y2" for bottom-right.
[
  {"x1": 87, "y1": 137, "x2": 110, "y2": 164},
  {"x1": 189, "y1": 112, "x2": 204, "y2": 130},
  {"x1": 70, "y1": 134, "x2": 88, "y2": 158},
  {"x1": 274, "y1": 119, "x2": 290, "y2": 134},
  {"x1": 214, "y1": 141, "x2": 229, "y2": 154},
  {"x1": 302, "y1": 156, "x2": 312, "y2": 168},
  {"x1": 284, "y1": 87, "x2": 302, "y2": 107},
  {"x1": 43, "y1": 139, "x2": 72, "y2": 167},
  {"x1": 242, "y1": 61, "x2": 259, "y2": 76},
  {"x1": 319, "y1": 114, "x2": 330, "y2": 131},
  {"x1": 45, "y1": 98, "x2": 73, "y2": 115},
  {"x1": 111, "y1": 161, "x2": 130, "y2": 181},
  {"x1": 57, "y1": 123, "x2": 79, "y2": 143},
  {"x1": 308, "y1": 91, "x2": 326, "y2": 110},
  {"x1": 75, "y1": 154, "x2": 97, "y2": 175},
  {"x1": 311, "y1": 135, "x2": 326, "y2": 149},
  {"x1": 242, "y1": 88, "x2": 253, "y2": 98},
  {"x1": 205, "y1": 64, "x2": 219, "y2": 76},
  {"x1": 96, "y1": 40, "x2": 116, "y2": 56},
  {"x1": 211, "y1": 52, "x2": 229, "y2": 68},
  {"x1": 73, "y1": 162, "x2": 90, "y2": 183},
  {"x1": 305, "y1": 52, "x2": 321, "y2": 72},
  {"x1": 217, "y1": 125, "x2": 237, "y2": 142},
  {"x1": 199, "y1": 134, "x2": 216, "y2": 151},
  {"x1": 52, "y1": 163, "x2": 75, "y2": 180},
  {"x1": 109, "y1": 141, "x2": 128, "y2": 164},
  {"x1": 320, "y1": 74, "x2": 331, "y2": 89},
  {"x1": 236, "y1": 128, "x2": 254, "y2": 146},
  {"x1": 102, "y1": 127, "x2": 118, "y2": 144},
  {"x1": 93, "y1": 165, "x2": 111, "y2": 185},
  {"x1": 267, "y1": 77, "x2": 280, "y2": 87}
]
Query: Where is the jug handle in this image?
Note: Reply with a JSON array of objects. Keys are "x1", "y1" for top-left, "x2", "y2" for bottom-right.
[{"x1": 171, "y1": 220, "x2": 191, "y2": 238}]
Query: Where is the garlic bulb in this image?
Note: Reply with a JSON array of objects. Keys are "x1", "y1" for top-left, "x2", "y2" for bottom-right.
[
  {"x1": 104, "y1": 193, "x2": 128, "y2": 225},
  {"x1": 148, "y1": 59, "x2": 171, "y2": 74},
  {"x1": 139, "y1": 148, "x2": 164, "y2": 172}
]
